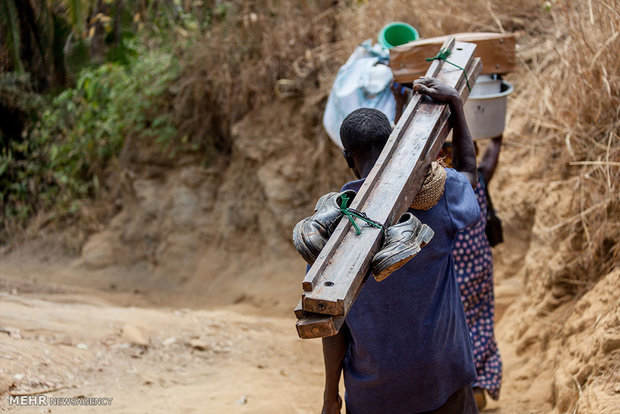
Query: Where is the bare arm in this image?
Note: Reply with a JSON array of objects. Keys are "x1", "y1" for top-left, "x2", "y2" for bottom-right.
[
  {"x1": 321, "y1": 326, "x2": 348, "y2": 414},
  {"x1": 478, "y1": 135, "x2": 502, "y2": 184},
  {"x1": 391, "y1": 82, "x2": 409, "y2": 124},
  {"x1": 448, "y1": 93, "x2": 478, "y2": 187},
  {"x1": 413, "y1": 77, "x2": 477, "y2": 187}
]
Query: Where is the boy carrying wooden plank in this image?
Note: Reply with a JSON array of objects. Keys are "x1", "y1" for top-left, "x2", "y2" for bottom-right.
[{"x1": 293, "y1": 77, "x2": 481, "y2": 413}]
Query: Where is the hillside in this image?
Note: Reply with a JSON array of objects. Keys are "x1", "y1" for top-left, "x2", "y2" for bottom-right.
[{"x1": 1, "y1": 0, "x2": 618, "y2": 412}]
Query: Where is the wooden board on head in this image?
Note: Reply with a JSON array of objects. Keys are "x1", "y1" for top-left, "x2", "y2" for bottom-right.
[{"x1": 390, "y1": 32, "x2": 515, "y2": 83}]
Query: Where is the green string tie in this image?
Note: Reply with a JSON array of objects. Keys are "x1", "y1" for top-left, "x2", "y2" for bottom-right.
[
  {"x1": 425, "y1": 47, "x2": 471, "y2": 92},
  {"x1": 339, "y1": 194, "x2": 385, "y2": 236}
]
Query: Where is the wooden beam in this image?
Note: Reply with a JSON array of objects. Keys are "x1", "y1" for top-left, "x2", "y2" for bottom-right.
[
  {"x1": 301, "y1": 37, "x2": 458, "y2": 295},
  {"x1": 390, "y1": 32, "x2": 516, "y2": 83},
  {"x1": 296, "y1": 52, "x2": 482, "y2": 338},
  {"x1": 296, "y1": 312, "x2": 345, "y2": 339},
  {"x1": 300, "y1": 46, "x2": 448, "y2": 294},
  {"x1": 298, "y1": 39, "x2": 481, "y2": 322},
  {"x1": 294, "y1": 300, "x2": 306, "y2": 319},
  {"x1": 296, "y1": 270, "x2": 366, "y2": 339}
]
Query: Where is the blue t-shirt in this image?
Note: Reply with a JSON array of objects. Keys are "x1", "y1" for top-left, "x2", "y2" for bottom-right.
[{"x1": 341, "y1": 168, "x2": 479, "y2": 413}]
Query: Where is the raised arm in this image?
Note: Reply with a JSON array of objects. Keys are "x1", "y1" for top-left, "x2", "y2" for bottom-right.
[
  {"x1": 478, "y1": 134, "x2": 502, "y2": 184},
  {"x1": 321, "y1": 326, "x2": 349, "y2": 414},
  {"x1": 391, "y1": 81, "x2": 409, "y2": 125},
  {"x1": 413, "y1": 77, "x2": 478, "y2": 187}
]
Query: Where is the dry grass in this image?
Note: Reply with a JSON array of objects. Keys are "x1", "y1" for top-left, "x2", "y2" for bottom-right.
[
  {"x1": 167, "y1": 0, "x2": 550, "y2": 158},
  {"x1": 338, "y1": 0, "x2": 619, "y2": 278},
  {"x1": 516, "y1": 0, "x2": 620, "y2": 278},
  {"x1": 171, "y1": 0, "x2": 343, "y2": 159},
  {"x1": 169, "y1": 0, "x2": 545, "y2": 153},
  {"x1": 170, "y1": 0, "x2": 619, "y2": 275}
]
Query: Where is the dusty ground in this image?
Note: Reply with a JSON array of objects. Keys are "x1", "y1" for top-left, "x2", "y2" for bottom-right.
[
  {"x1": 0, "y1": 259, "x2": 325, "y2": 414},
  {"x1": 0, "y1": 240, "x2": 536, "y2": 414}
]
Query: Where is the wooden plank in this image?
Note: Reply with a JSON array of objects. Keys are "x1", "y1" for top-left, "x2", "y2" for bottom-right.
[
  {"x1": 300, "y1": 39, "x2": 481, "y2": 317},
  {"x1": 390, "y1": 32, "x2": 516, "y2": 82},
  {"x1": 302, "y1": 37, "x2": 458, "y2": 294},
  {"x1": 296, "y1": 267, "x2": 365, "y2": 339},
  {"x1": 296, "y1": 56, "x2": 482, "y2": 337},
  {"x1": 294, "y1": 300, "x2": 307, "y2": 319},
  {"x1": 302, "y1": 43, "x2": 479, "y2": 316},
  {"x1": 300, "y1": 39, "x2": 455, "y2": 294},
  {"x1": 296, "y1": 312, "x2": 345, "y2": 339}
]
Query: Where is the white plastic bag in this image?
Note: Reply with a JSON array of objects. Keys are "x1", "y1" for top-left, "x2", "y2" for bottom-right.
[{"x1": 323, "y1": 40, "x2": 396, "y2": 149}]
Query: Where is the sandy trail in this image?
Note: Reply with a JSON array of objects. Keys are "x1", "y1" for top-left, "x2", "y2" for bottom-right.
[
  {"x1": 0, "y1": 260, "x2": 539, "y2": 414},
  {"x1": 0, "y1": 284, "x2": 324, "y2": 413},
  {"x1": 0, "y1": 211, "x2": 543, "y2": 414}
]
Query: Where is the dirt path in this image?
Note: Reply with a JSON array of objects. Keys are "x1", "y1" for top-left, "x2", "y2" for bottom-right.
[
  {"x1": 0, "y1": 262, "x2": 541, "y2": 414},
  {"x1": 0, "y1": 210, "x2": 553, "y2": 414},
  {"x1": 0, "y1": 287, "x2": 324, "y2": 413}
]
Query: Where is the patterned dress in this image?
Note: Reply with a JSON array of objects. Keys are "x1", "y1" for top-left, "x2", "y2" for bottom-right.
[{"x1": 453, "y1": 177, "x2": 502, "y2": 400}]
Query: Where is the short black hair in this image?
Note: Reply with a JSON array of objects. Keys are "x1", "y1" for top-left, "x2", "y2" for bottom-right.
[{"x1": 340, "y1": 108, "x2": 391, "y2": 158}]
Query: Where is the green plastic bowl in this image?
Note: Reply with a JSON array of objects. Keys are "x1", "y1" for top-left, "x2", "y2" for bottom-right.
[{"x1": 378, "y1": 22, "x2": 419, "y2": 49}]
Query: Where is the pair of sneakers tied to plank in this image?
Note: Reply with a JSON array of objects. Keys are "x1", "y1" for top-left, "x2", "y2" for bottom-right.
[{"x1": 293, "y1": 161, "x2": 446, "y2": 281}]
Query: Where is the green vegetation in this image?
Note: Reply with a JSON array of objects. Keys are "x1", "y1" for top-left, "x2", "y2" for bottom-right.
[
  {"x1": 0, "y1": 0, "x2": 332, "y2": 243},
  {"x1": 1, "y1": 44, "x2": 180, "y2": 237},
  {"x1": 0, "y1": 0, "x2": 208, "y2": 241}
]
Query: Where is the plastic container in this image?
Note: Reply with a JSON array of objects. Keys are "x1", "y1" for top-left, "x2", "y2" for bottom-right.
[
  {"x1": 464, "y1": 77, "x2": 514, "y2": 140},
  {"x1": 377, "y1": 22, "x2": 419, "y2": 49},
  {"x1": 468, "y1": 74, "x2": 501, "y2": 95}
]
